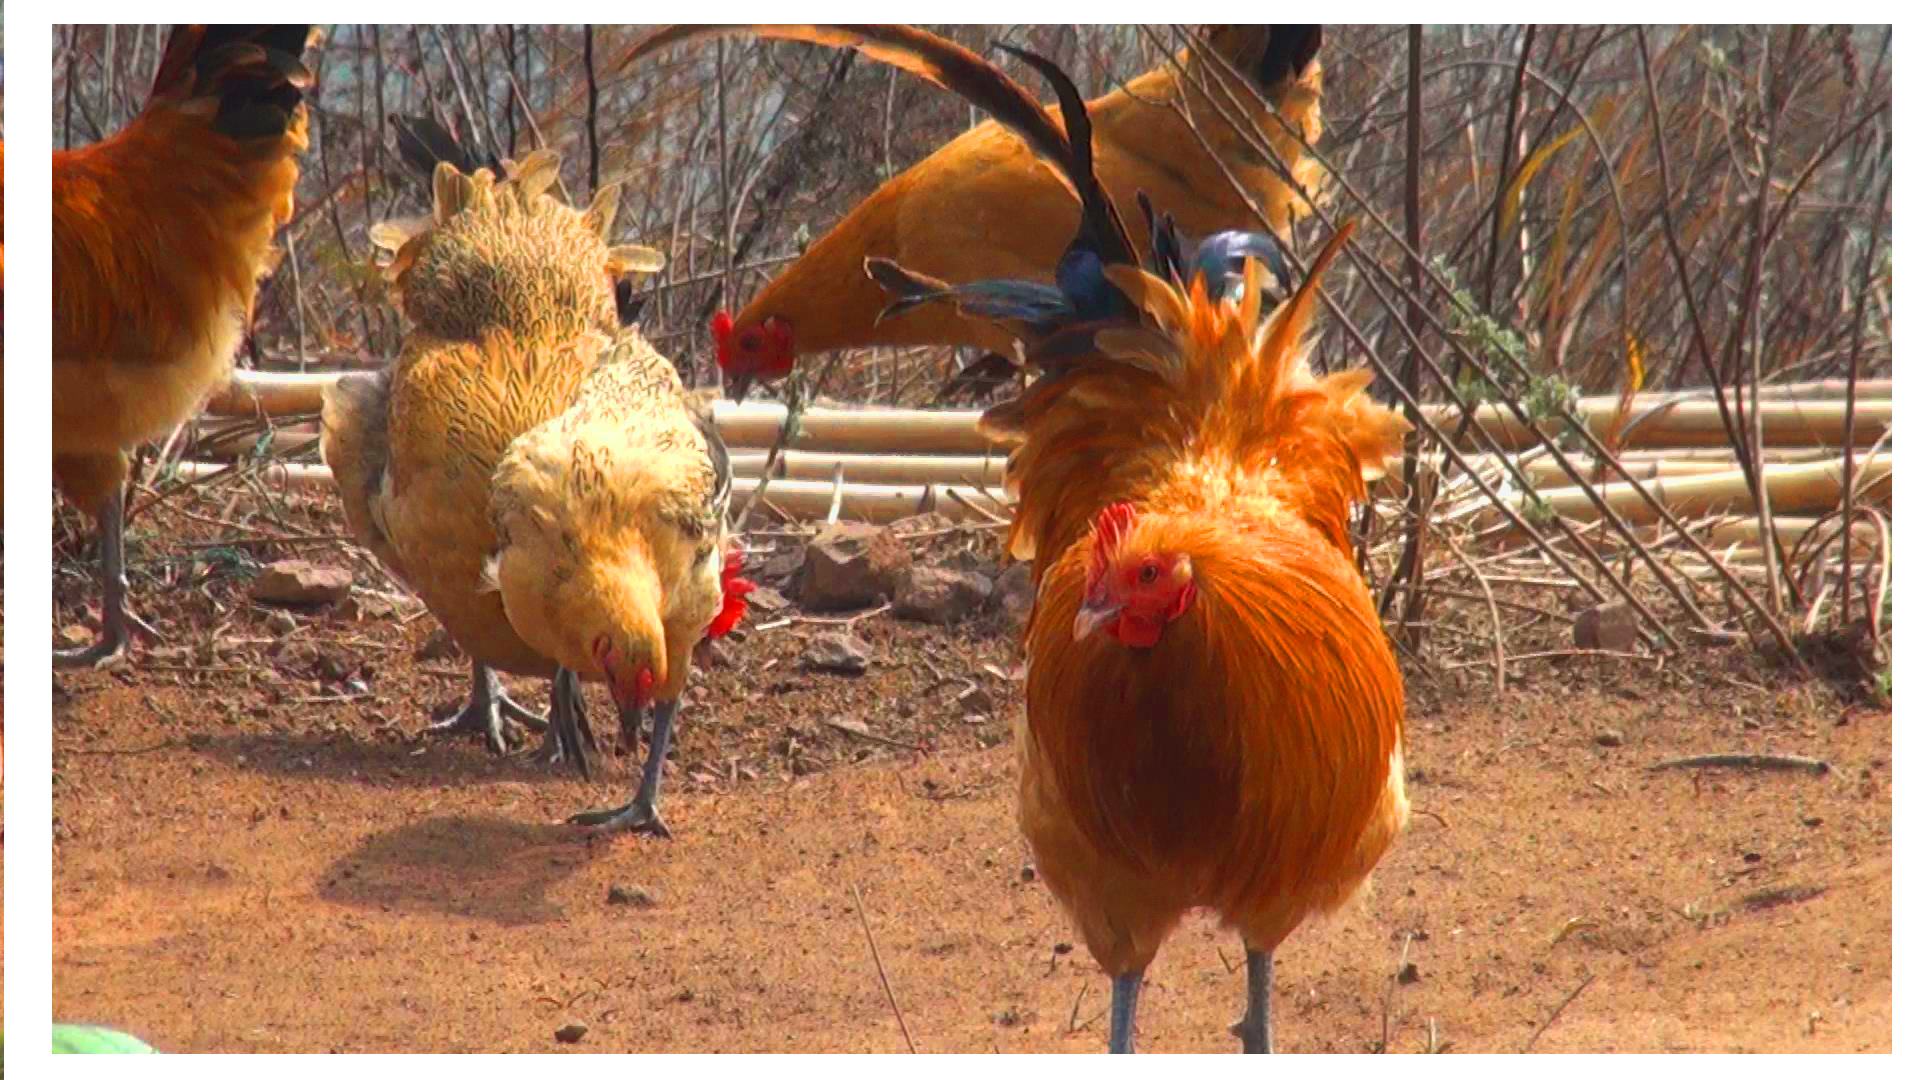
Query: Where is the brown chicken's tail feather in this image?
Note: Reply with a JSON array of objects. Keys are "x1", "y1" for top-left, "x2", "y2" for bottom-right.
[
  {"x1": 723, "y1": 25, "x2": 1394, "y2": 569},
  {"x1": 367, "y1": 141, "x2": 664, "y2": 339},
  {"x1": 146, "y1": 25, "x2": 315, "y2": 144}
]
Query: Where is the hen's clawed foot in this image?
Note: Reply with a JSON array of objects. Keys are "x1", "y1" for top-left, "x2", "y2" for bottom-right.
[
  {"x1": 52, "y1": 624, "x2": 136, "y2": 670},
  {"x1": 569, "y1": 698, "x2": 680, "y2": 839},
  {"x1": 55, "y1": 490, "x2": 160, "y2": 670},
  {"x1": 567, "y1": 798, "x2": 672, "y2": 838},
  {"x1": 428, "y1": 660, "x2": 544, "y2": 754}
]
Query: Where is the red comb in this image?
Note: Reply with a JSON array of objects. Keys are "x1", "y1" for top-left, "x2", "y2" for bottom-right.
[
  {"x1": 1087, "y1": 502, "x2": 1137, "y2": 585},
  {"x1": 705, "y1": 546, "x2": 755, "y2": 639},
  {"x1": 711, "y1": 310, "x2": 737, "y2": 369}
]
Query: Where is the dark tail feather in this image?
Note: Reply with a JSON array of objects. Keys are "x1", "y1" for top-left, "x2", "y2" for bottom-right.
[
  {"x1": 990, "y1": 41, "x2": 1134, "y2": 269},
  {"x1": 150, "y1": 25, "x2": 314, "y2": 140},
  {"x1": 387, "y1": 113, "x2": 506, "y2": 189},
  {"x1": 1257, "y1": 25, "x2": 1324, "y2": 85}
]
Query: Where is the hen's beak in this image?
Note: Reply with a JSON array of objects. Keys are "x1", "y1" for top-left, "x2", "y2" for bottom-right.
[
  {"x1": 726, "y1": 370, "x2": 753, "y2": 404},
  {"x1": 1073, "y1": 596, "x2": 1124, "y2": 641}
]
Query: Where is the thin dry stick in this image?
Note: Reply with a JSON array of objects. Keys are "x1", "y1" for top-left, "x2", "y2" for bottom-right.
[
  {"x1": 1439, "y1": 529, "x2": 1504, "y2": 695},
  {"x1": 1840, "y1": 174, "x2": 1890, "y2": 625},
  {"x1": 1523, "y1": 973, "x2": 1597, "y2": 1052},
  {"x1": 1648, "y1": 753, "x2": 1831, "y2": 775},
  {"x1": 850, "y1": 884, "x2": 918, "y2": 1053}
]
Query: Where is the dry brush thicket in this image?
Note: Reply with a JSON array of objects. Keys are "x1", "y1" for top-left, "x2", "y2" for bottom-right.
[{"x1": 54, "y1": 24, "x2": 1893, "y2": 685}]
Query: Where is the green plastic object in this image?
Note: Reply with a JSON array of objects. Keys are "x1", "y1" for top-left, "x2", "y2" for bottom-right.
[{"x1": 51, "y1": 1024, "x2": 159, "y2": 1054}]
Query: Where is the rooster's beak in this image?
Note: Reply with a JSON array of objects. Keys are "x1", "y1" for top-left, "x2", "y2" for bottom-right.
[
  {"x1": 726, "y1": 370, "x2": 753, "y2": 404},
  {"x1": 1073, "y1": 596, "x2": 1124, "y2": 641}
]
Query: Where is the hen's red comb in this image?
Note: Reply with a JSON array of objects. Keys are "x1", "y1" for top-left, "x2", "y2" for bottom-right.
[{"x1": 705, "y1": 546, "x2": 755, "y2": 639}]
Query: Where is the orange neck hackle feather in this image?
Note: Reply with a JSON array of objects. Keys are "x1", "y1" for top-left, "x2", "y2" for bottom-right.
[{"x1": 998, "y1": 221, "x2": 1410, "y2": 578}]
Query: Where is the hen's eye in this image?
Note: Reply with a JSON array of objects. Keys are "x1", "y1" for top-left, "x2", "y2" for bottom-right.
[{"x1": 1138, "y1": 564, "x2": 1159, "y2": 585}]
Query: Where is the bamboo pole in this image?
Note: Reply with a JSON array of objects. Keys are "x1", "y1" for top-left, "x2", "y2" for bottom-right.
[
  {"x1": 1526, "y1": 454, "x2": 1893, "y2": 526},
  {"x1": 200, "y1": 369, "x2": 1891, "y2": 451},
  {"x1": 169, "y1": 461, "x2": 1013, "y2": 525}
]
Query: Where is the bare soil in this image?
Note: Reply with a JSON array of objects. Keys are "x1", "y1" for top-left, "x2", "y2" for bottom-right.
[{"x1": 50, "y1": 489, "x2": 1892, "y2": 1053}]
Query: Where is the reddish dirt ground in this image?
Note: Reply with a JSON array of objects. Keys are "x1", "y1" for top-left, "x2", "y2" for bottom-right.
[{"x1": 49, "y1": 496, "x2": 1892, "y2": 1053}]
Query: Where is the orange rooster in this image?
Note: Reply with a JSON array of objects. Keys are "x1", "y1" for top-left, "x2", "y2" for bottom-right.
[
  {"x1": 53, "y1": 25, "x2": 313, "y2": 666},
  {"x1": 622, "y1": 24, "x2": 1325, "y2": 401},
  {"x1": 667, "y1": 26, "x2": 1409, "y2": 1052}
]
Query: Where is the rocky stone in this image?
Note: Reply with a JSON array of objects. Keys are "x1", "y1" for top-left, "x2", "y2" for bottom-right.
[
  {"x1": 267, "y1": 609, "x2": 300, "y2": 636},
  {"x1": 606, "y1": 883, "x2": 658, "y2": 908},
  {"x1": 1595, "y1": 729, "x2": 1625, "y2": 748},
  {"x1": 415, "y1": 627, "x2": 460, "y2": 662},
  {"x1": 990, "y1": 563, "x2": 1035, "y2": 627},
  {"x1": 894, "y1": 567, "x2": 993, "y2": 625},
  {"x1": 801, "y1": 633, "x2": 869, "y2": 675},
  {"x1": 250, "y1": 560, "x2": 353, "y2": 608},
  {"x1": 554, "y1": 1023, "x2": 588, "y2": 1044},
  {"x1": 956, "y1": 684, "x2": 994, "y2": 715},
  {"x1": 1573, "y1": 601, "x2": 1637, "y2": 652},
  {"x1": 795, "y1": 523, "x2": 908, "y2": 611}
]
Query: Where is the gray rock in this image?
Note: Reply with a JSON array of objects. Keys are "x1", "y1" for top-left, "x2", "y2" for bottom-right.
[
  {"x1": 415, "y1": 627, "x2": 460, "y2": 662},
  {"x1": 267, "y1": 609, "x2": 300, "y2": 636},
  {"x1": 990, "y1": 563, "x2": 1036, "y2": 627},
  {"x1": 554, "y1": 1023, "x2": 588, "y2": 1044},
  {"x1": 250, "y1": 560, "x2": 353, "y2": 608},
  {"x1": 607, "y1": 883, "x2": 658, "y2": 908},
  {"x1": 802, "y1": 633, "x2": 870, "y2": 675},
  {"x1": 1573, "y1": 601, "x2": 1637, "y2": 652},
  {"x1": 956, "y1": 684, "x2": 994, "y2": 715},
  {"x1": 796, "y1": 523, "x2": 909, "y2": 611},
  {"x1": 894, "y1": 567, "x2": 993, "y2": 625}
]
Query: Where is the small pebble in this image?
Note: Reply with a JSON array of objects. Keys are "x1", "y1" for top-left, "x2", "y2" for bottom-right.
[
  {"x1": 1594, "y1": 729, "x2": 1625, "y2": 748},
  {"x1": 555, "y1": 1023, "x2": 588, "y2": 1044},
  {"x1": 607, "y1": 883, "x2": 658, "y2": 908},
  {"x1": 1018, "y1": 863, "x2": 1037, "y2": 883},
  {"x1": 267, "y1": 609, "x2": 299, "y2": 636}
]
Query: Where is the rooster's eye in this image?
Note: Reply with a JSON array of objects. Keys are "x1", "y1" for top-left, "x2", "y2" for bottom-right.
[
  {"x1": 740, "y1": 330, "x2": 763, "y2": 351},
  {"x1": 1138, "y1": 564, "x2": 1159, "y2": 585}
]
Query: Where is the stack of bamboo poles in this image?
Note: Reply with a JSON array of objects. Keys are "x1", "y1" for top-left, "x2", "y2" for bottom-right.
[{"x1": 184, "y1": 371, "x2": 1891, "y2": 544}]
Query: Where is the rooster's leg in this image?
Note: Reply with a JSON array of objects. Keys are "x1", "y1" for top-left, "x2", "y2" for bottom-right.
[
  {"x1": 427, "y1": 659, "x2": 546, "y2": 754},
  {"x1": 569, "y1": 697, "x2": 677, "y2": 837},
  {"x1": 531, "y1": 668, "x2": 595, "y2": 780},
  {"x1": 1228, "y1": 948, "x2": 1274, "y2": 1053},
  {"x1": 55, "y1": 490, "x2": 154, "y2": 669},
  {"x1": 1108, "y1": 971, "x2": 1143, "y2": 1053}
]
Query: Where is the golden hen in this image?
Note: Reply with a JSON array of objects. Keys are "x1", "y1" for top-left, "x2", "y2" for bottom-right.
[
  {"x1": 623, "y1": 24, "x2": 1325, "y2": 401},
  {"x1": 322, "y1": 144, "x2": 748, "y2": 833},
  {"x1": 53, "y1": 25, "x2": 313, "y2": 665},
  {"x1": 672, "y1": 26, "x2": 1409, "y2": 1052}
]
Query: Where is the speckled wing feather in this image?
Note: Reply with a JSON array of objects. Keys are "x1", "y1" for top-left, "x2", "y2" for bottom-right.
[
  {"x1": 319, "y1": 366, "x2": 406, "y2": 579},
  {"x1": 492, "y1": 331, "x2": 729, "y2": 554}
]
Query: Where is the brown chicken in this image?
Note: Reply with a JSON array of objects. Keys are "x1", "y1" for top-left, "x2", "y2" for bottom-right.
[
  {"x1": 622, "y1": 24, "x2": 1325, "y2": 400},
  {"x1": 674, "y1": 26, "x2": 1408, "y2": 1051},
  {"x1": 52, "y1": 25, "x2": 314, "y2": 665},
  {"x1": 322, "y1": 147, "x2": 748, "y2": 833}
]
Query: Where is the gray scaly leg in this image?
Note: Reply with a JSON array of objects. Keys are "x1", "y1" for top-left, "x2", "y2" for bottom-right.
[
  {"x1": 55, "y1": 490, "x2": 158, "y2": 669},
  {"x1": 427, "y1": 658, "x2": 546, "y2": 754},
  {"x1": 1229, "y1": 948, "x2": 1274, "y2": 1053},
  {"x1": 532, "y1": 668, "x2": 595, "y2": 780},
  {"x1": 569, "y1": 697, "x2": 678, "y2": 837},
  {"x1": 1109, "y1": 971, "x2": 1143, "y2": 1053}
]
